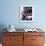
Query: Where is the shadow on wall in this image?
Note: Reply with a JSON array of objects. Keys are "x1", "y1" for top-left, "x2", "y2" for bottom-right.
[{"x1": 0, "y1": 24, "x2": 7, "y2": 43}]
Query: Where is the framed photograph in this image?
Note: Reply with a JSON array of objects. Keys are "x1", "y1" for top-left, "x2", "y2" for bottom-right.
[{"x1": 20, "y1": 5, "x2": 34, "y2": 22}]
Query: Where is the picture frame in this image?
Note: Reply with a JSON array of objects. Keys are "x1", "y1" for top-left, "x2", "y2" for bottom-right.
[{"x1": 19, "y1": 5, "x2": 34, "y2": 22}]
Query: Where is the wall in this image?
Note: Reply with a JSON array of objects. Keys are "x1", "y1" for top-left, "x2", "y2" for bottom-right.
[
  {"x1": 0, "y1": 0, "x2": 46, "y2": 29},
  {"x1": 0, "y1": 0, "x2": 46, "y2": 43},
  {"x1": 0, "y1": 0, "x2": 39, "y2": 29}
]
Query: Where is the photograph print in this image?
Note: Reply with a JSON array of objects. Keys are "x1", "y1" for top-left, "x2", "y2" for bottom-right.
[{"x1": 20, "y1": 5, "x2": 34, "y2": 22}]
